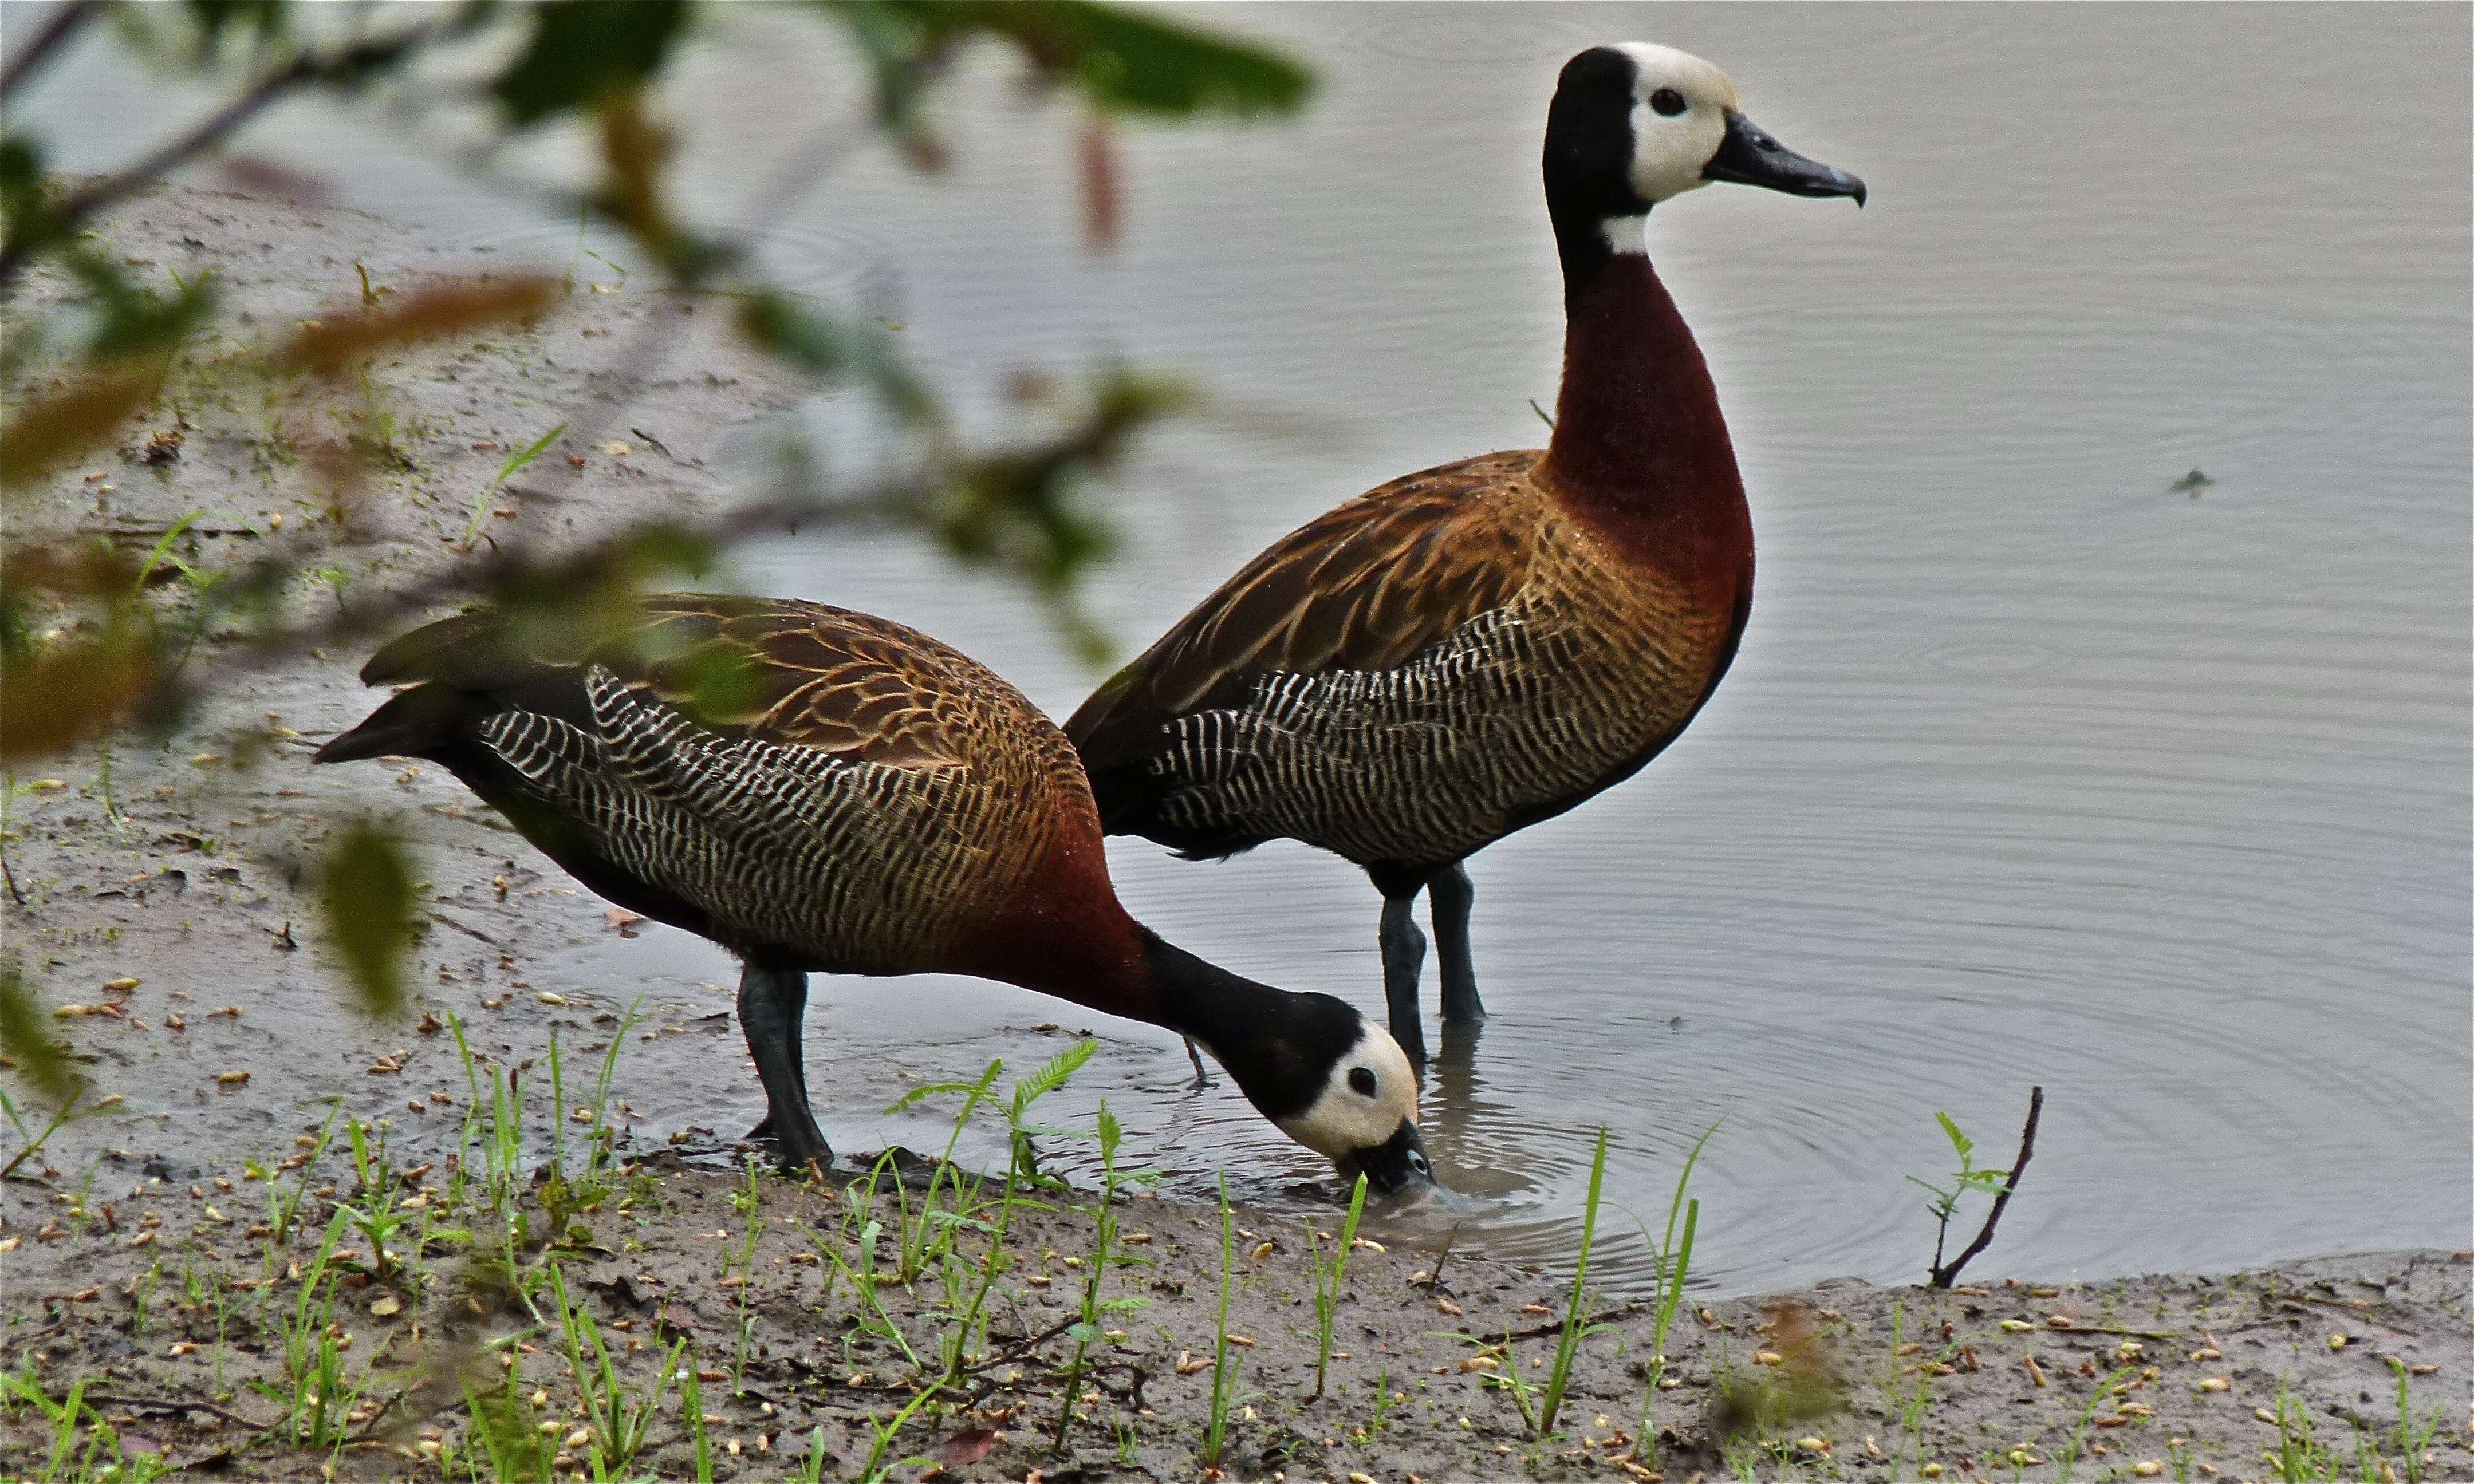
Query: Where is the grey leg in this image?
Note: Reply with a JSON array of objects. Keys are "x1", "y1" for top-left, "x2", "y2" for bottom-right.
[
  {"x1": 1181, "y1": 1035, "x2": 1214, "y2": 1090},
  {"x1": 1429, "y1": 862, "x2": 1485, "y2": 1025},
  {"x1": 737, "y1": 964, "x2": 830, "y2": 1174},
  {"x1": 1378, "y1": 887, "x2": 1431, "y2": 1063}
]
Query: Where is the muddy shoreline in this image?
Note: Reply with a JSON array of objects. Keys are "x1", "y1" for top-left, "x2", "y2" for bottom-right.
[
  {"x1": 5, "y1": 1148, "x2": 2465, "y2": 1481},
  {"x1": 5, "y1": 187, "x2": 2469, "y2": 1480}
]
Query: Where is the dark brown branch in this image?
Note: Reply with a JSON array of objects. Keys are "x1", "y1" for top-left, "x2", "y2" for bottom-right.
[
  {"x1": 0, "y1": 0, "x2": 101, "y2": 102},
  {"x1": 0, "y1": 828, "x2": 24, "y2": 906},
  {"x1": 1491, "y1": 1301, "x2": 1645, "y2": 1345},
  {"x1": 1929, "y1": 1086, "x2": 2043, "y2": 1289},
  {"x1": 74, "y1": 1391, "x2": 274, "y2": 1432},
  {"x1": 0, "y1": 17, "x2": 452, "y2": 292}
]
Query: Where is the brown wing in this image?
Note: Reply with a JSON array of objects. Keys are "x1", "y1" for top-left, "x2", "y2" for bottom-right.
[
  {"x1": 1066, "y1": 451, "x2": 1541, "y2": 839},
  {"x1": 337, "y1": 594, "x2": 1089, "y2": 973},
  {"x1": 359, "y1": 594, "x2": 989, "y2": 772}
]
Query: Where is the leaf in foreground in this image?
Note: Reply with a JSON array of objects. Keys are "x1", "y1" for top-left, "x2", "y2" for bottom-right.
[
  {"x1": 0, "y1": 962, "x2": 79, "y2": 1103},
  {"x1": 493, "y1": 0, "x2": 694, "y2": 128},
  {"x1": 318, "y1": 818, "x2": 418, "y2": 1019}
]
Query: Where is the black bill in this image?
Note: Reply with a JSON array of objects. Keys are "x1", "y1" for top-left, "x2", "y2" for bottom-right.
[
  {"x1": 1703, "y1": 109, "x2": 1866, "y2": 205},
  {"x1": 1338, "y1": 1118, "x2": 1435, "y2": 1196}
]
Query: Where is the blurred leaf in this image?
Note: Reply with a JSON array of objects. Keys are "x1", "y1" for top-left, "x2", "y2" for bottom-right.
[
  {"x1": 460, "y1": 1378, "x2": 551, "y2": 1482},
  {"x1": 64, "y1": 248, "x2": 220, "y2": 356},
  {"x1": 183, "y1": 0, "x2": 293, "y2": 50},
  {"x1": 1708, "y1": 1300, "x2": 1846, "y2": 1441},
  {"x1": 0, "y1": 962, "x2": 79, "y2": 1105},
  {"x1": 0, "y1": 131, "x2": 60, "y2": 265},
  {"x1": 986, "y1": 1, "x2": 1312, "y2": 117},
  {"x1": 0, "y1": 356, "x2": 168, "y2": 495},
  {"x1": 4, "y1": 538, "x2": 141, "y2": 601},
  {"x1": 0, "y1": 622, "x2": 158, "y2": 763},
  {"x1": 929, "y1": 1427, "x2": 999, "y2": 1467},
  {"x1": 671, "y1": 645, "x2": 768, "y2": 728},
  {"x1": 212, "y1": 154, "x2": 336, "y2": 206},
  {"x1": 911, "y1": 369, "x2": 1190, "y2": 658},
  {"x1": 588, "y1": 89, "x2": 731, "y2": 282},
  {"x1": 1076, "y1": 114, "x2": 1121, "y2": 252},
  {"x1": 821, "y1": 2, "x2": 1310, "y2": 123},
  {"x1": 318, "y1": 818, "x2": 417, "y2": 1019},
  {"x1": 276, "y1": 275, "x2": 558, "y2": 378},
  {"x1": 826, "y1": 0, "x2": 937, "y2": 128},
  {"x1": 493, "y1": 0, "x2": 694, "y2": 128},
  {"x1": 594, "y1": 89, "x2": 677, "y2": 265},
  {"x1": 735, "y1": 290, "x2": 932, "y2": 424}
]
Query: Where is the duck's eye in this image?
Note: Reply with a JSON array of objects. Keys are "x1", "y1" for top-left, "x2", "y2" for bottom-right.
[
  {"x1": 1649, "y1": 88, "x2": 1687, "y2": 117},
  {"x1": 1348, "y1": 1067, "x2": 1378, "y2": 1098}
]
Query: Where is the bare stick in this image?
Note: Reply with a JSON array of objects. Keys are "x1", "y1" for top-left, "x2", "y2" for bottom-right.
[
  {"x1": 0, "y1": 18, "x2": 453, "y2": 291},
  {"x1": 1930, "y1": 1085, "x2": 2042, "y2": 1290},
  {"x1": 76, "y1": 1391, "x2": 273, "y2": 1432},
  {"x1": 0, "y1": 0, "x2": 101, "y2": 103}
]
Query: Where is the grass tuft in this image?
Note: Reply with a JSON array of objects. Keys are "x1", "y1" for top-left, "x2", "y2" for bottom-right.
[{"x1": 1307, "y1": 1172, "x2": 1370, "y2": 1399}]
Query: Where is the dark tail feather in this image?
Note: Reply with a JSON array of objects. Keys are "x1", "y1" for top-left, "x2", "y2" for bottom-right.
[
  {"x1": 313, "y1": 684, "x2": 470, "y2": 765},
  {"x1": 359, "y1": 610, "x2": 503, "y2": 687}
]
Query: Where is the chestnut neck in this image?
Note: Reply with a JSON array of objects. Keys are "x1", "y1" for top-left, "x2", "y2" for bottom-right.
[
  {"x1": 1539, "y1": 224, "x2": 1753, "y2": 583},
  {"x1": 943, "y1": 830, "x2": 1283, "y2": 1055},
  {"x1": 949, "y1": 884, "x2": 1326, "y2": 1121},
  {"x1": 944, "y1": 827, "x2": 1162, "y2": 1024}
]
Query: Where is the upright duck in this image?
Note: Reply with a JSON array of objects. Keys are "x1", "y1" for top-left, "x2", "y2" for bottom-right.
[
  {"x1": 316, "y1": 595, "x2": 1430, "y2": 1191},
  {"x1": 1067, "y1": 45, "x2": 1864, "y2": 1062}
]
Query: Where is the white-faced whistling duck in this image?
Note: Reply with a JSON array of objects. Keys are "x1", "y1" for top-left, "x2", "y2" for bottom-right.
[
  {"x1": 316, "y1": 595, "x2": 1432, "y2": 1193},
  {"x1": 1066, "y1": 45, "x2": 1865, "y2": 1063}
]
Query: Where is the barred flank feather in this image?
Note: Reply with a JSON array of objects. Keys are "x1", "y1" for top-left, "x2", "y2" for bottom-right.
[
  {"x1": 1069, "y1": 456, "x2": 1741, "y2": 870},
  {"x1": 329, "y1": 595, "x2": 1088, "y2": 978}
]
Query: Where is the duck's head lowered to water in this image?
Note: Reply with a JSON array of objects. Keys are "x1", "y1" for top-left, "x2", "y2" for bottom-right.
[{"x1": 1140, "y1": 929, "x2": 1432, "y2": 1195}]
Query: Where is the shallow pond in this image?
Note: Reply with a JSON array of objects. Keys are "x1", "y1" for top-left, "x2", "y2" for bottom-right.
[{"x1": 26, "y1": 2, "x2": 2470, "y2": 1292}]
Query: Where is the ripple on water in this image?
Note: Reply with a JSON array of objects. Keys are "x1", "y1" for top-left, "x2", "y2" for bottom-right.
[
  {"x1": 1903, "y1": 638, "x2": 2075, "y2": 677},
  {"x1": 733, "y1": 220, "x2": 900, "y2": 301}
]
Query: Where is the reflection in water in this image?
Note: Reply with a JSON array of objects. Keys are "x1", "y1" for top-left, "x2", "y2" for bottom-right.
[
  {"x1": 22, "y1": 3, "x2": 2467, "y2": 1294},
  {"x1": 1418, "y1": 1020, "x2": 1526, "y2": 1201}
]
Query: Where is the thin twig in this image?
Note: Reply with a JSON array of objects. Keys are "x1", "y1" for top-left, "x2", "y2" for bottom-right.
[
  {"x1": 74, "y1": 1391, "x2": 274, "y2": 1432},
  {"x1": 1493, "y1": 1301, "x2": 1645, "y2": 1345},
  {"x1": 0, "y1": 0, "x2": 102, "y2": 103},
  {"x1": 1931, "y1": 1086, "x2": 2043, "y2": 1289},
  {"x1": 0, "y1": 831, "x2": 25, "y2": 906},
  {"x1": 0, "y1": 17, "x2": 456, "y2": 291},
  {"x1": 962, "y1": 1313, "x2": 1081, "y2": 1374}
]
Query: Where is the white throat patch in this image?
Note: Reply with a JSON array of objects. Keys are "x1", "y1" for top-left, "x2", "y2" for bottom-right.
[
  {"x1": 1601, "y1": 215, "x2": 1648, "y2": 255},
  {"x1": 1275, "y1": 1024, "x2": 1419, "y2": 1164}
]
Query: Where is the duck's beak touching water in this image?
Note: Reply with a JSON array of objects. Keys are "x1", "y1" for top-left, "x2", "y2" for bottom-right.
[
  {"x1": 1701, "y1": 109, "x2": 1867, "y2": 205},
  {"x1": 1338, "y1": 1118, "x2": 1435, "y2": 1196}
]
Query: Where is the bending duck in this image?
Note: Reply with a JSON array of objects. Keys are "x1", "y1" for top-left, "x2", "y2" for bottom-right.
[
  {"x1": 317, "y1": 595, "x2": 1431, "y2": 1192},
  {"x1": 1067, "y1": 45, "x2": 1864, "y2": 1061}
]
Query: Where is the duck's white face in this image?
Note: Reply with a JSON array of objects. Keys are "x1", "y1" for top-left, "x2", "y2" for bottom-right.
[
  {"x1": 1610, "y1": 42, "x2": 1740, "y2": 208},
  {"x1": 1558, "y1": 42, "x2": 1864, "y2": 255},
  {"x1": 1277, "y1": 1023, "x2": 1425, "y2": 1185}
]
